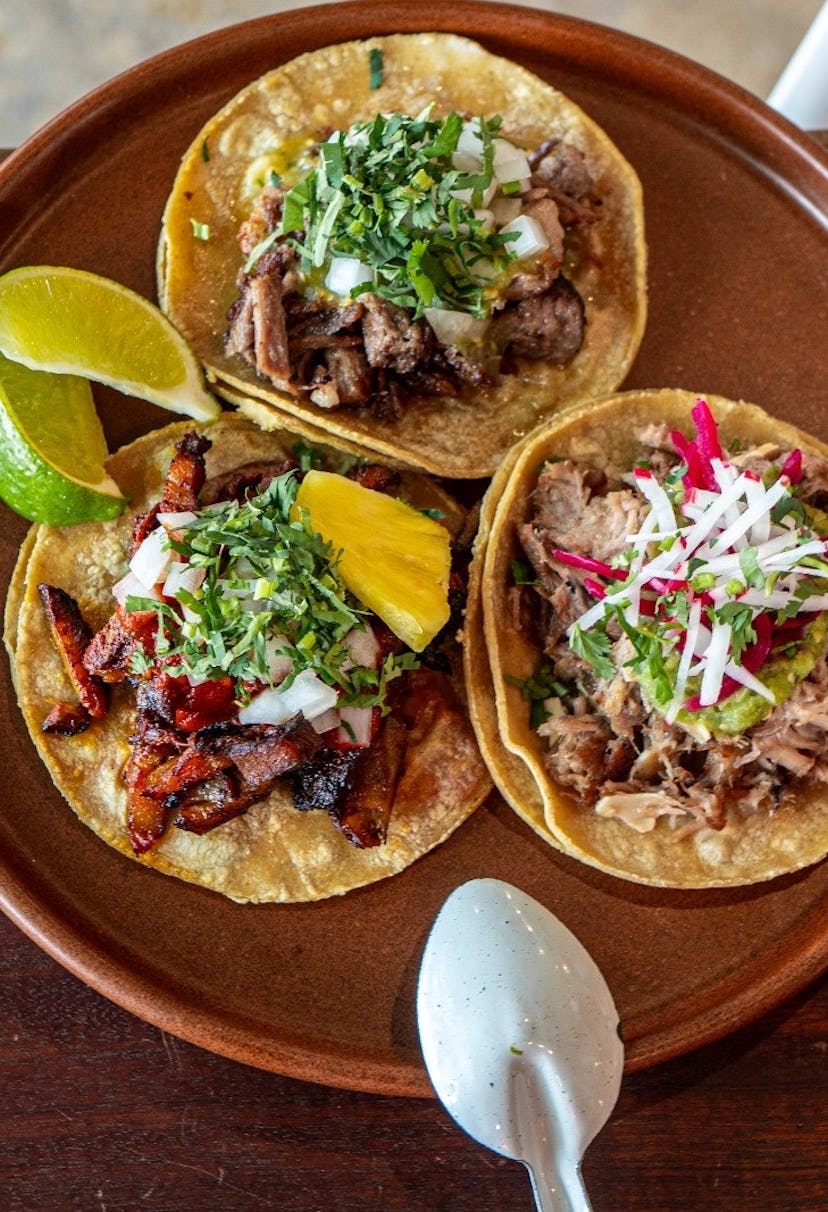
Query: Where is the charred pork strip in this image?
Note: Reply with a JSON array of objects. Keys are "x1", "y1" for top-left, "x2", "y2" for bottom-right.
[
  {"x1": 290, "y1": 747, "x2": 360, "y2": 812},
  {"x1": 37, "y1": 584, "x2": 108, "y2": 720},
  {"x1": 123, "y1": 743, "x2": 177, "y2": 854},
  {"x1": 82, "y1": 611, "x2": 136, "y2": 683},
  {"x1": 200, "y1": 459, "x2": 299, "y2": 504},
  {"x1": 164, "y1": 431, "x2": 211, "y2": 511},
  {"x1": 41, "y1": 701, "x2": 92, "y2": 736},
  {"x1": 331, "y1": 714, "x2": 408, "y2": 848},
  {"x1": 172, "y1": 772, "x2": 254, "y2": 834}
]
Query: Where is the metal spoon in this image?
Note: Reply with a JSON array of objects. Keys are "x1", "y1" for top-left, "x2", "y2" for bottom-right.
[{"x1": 416, "y1": 878, "x2": 623, "y2": 1212}]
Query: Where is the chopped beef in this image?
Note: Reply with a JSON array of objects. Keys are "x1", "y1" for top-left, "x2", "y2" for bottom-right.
[
  {"x1": 361, "y1": 295, "x2": 434, "y2": 375},
  {"x1": 224, "y1": 134, "x2": 598, "y2": 417},
  {"x1": 529, "y1": 138, "x2": 594, "y2": 200},
  {"x1": 491, "y1": 278, "x2": 585, "y2": 364}
]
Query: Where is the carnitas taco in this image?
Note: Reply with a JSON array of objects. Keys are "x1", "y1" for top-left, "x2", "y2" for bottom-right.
[
  {"x1": 464, "y1": 389, "x2": 828, "y2": 887},
  {"x1": 157, "y1": 33, "x2": 646, "y2": 477},
  {"x1": 5, "y1": 416, "x2": 490, "y2": 902}
]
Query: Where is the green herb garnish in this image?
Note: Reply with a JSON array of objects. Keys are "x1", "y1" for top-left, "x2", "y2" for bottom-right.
[
  {"x1": 126, "y1": 471, "x2": 417, "y2": 710},
  {"x1": 368, "y1": 47, "x2": 384, "y2": 90},
  {"x1": 251, "y1": 109, "x2": 519, "y2": 318}
]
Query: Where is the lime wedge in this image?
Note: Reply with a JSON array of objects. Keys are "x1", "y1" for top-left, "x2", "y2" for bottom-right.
[
  {"x1": 0, "y1": 351, "x2": 126, "y2": 524},
  {"x1": 0, "y1": 265, "x2": 220, "y2": 422}
]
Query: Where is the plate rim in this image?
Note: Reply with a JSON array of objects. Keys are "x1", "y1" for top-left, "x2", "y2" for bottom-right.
[{"x1": 1, "y1": 0, "x2": 827, "y2": 1095}]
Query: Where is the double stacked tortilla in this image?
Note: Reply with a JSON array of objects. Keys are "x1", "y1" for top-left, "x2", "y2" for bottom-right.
[{"x1": 157, "y1": 33, "x2": 647, "y2": 478}]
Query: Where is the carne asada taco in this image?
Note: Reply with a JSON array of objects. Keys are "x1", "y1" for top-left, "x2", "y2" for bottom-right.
[
  {"x1": 465, "y1": 389, "x2": 828, "y2": 887},
  {"x1": 158, "y1": 33, "x2": 646, "y2": 477},
  {"x1": 6, "y1": 416, "x2": 490, "y2": 902}
]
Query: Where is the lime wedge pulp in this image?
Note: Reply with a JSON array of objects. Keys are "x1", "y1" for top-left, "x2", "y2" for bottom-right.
[
  {"x1": 0, "y1": 351, "x2": 126, "y2": 524},
  {"x1": 0, "y1": 265, "x2": 220, "y2": 422}
]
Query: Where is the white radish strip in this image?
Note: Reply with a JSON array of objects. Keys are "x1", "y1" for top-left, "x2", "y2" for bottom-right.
[
  {"x1": 672, "y1": 598, "x2": 703, "y2": 709},
  {"x1": 707, "y1": 476, "x2": 790, "y2": 553},
  {"x1": 722, "y1": 660, "x2": 776, "y2": 702},
  {"x1": 632, "y1": 469, "x2": 676, "y2": 533},
  {"x1": 743, "y1": 476, "x2": 771, "y2": 544},
  {"x1": 699, "y1": 620, "x2": 732, "y2": 706}
]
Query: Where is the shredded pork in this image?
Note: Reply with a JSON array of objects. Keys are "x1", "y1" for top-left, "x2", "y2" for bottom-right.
[{"x1": 517, "y1": 445, "x2": 828, "y2": 835}]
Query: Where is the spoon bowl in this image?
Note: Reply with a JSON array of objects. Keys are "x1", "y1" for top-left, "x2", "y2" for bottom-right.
[{"x1": 416, "y1": 878, "x2": 623, "y2": 1211}]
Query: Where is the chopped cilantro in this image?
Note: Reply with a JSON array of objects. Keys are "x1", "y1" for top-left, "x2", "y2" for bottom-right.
[
  {"x1": 254, "y1": 109, "x2": 519, "y2": 318},
  {"x1": 190, "y1": 218, "x2": 210, "y2": 241},
  {"x1": 570, "y1": 622, "x2": 615, "y2": 680},
  {"x1": 125, "y1": 471, "x2": 417, "y2": 709},
  {"x1": 368, "y1": 47, "x2": 384, "y2": 91}
]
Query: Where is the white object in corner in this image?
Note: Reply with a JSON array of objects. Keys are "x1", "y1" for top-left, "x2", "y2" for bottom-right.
[{"x1": 767, "y1": 1, "x2": 828, "y2": 128}]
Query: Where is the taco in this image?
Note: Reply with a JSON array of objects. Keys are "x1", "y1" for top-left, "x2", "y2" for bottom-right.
[
  {"x1": 157, "y1": 33, "x2": 647, "y2": 477},
  {"x1": 464, "y1": 389, "x2": 828, "y2": 887},
  {"x1": 5, "y1": 416, "x2": 490, "y2": 903}
]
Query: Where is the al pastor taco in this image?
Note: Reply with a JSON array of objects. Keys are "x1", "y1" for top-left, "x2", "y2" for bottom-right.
[
  {"x1": 157, "y1": 33, "x2": 646, "y2": 477},
  {"x1": 5, "y1": 416, "x2": 490, "y2": 903},
  {"x1": 464, "y1": 389, "x2": 828, "y2": 887}
]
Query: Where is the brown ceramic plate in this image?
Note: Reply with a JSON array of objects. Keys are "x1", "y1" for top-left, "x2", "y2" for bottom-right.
[{"x1": 1, "y1": 1, "x2": 827, "y2": 1096}]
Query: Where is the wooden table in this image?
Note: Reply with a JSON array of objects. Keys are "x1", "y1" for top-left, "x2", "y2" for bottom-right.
[
  {"x1": 1, "y1": 137, "x2": 827, "y2": 1211},
  {"x1": 0, "y1": 907, "x2": 824, "y2": 1210}
]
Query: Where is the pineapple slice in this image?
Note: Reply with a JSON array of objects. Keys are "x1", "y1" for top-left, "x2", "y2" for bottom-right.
[{"x1": 293, "y1": 469, "x2": 451, "y2": 652}]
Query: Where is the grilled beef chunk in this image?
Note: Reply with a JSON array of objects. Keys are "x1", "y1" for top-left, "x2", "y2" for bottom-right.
[
  {"x1": 224, "y1": 135, "x2": 597, "y2": 415},
  {"x1": 492, "y1": 278, "x2": 585, "y2": 364},
  {"x1": 37, "y1": 584, "x2": 108, "y2": 720}
]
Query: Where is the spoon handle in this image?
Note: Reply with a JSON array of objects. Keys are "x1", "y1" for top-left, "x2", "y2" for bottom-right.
[{"x1": 526, "y1": 1159, "x2": 591, "y2": 1212}]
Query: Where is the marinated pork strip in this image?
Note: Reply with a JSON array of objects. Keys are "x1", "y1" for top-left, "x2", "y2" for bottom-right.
[{"x1": 36, "y1": 584, "x2": 108, "y2": 720}]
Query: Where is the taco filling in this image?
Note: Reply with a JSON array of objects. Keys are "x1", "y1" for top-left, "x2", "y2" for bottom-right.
[
  {"x1": 158, "y1": 34, "x2": 646, "y2": 477},
  {"x1": 513, "y1": 398, "x2": 828, "y2": 837},
  {"x1": 227, "y1": 108, "x2": 597, "y2": 419},
  {"x1": 28, "y1": 424, "x2": 481, "y2": 866}
]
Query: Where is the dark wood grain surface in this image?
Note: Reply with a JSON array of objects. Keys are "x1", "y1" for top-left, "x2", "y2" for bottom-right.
[
  {"x1": 0, "y1": 908, "x2": 825, "y2": 1211},
  {"x1": 1, "y1": 134, "x2": 827, "y2": 1212}
]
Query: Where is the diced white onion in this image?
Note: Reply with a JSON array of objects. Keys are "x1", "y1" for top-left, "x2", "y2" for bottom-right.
[
  {"x1": 157, "y1": 510, "x2": 197, "y2": 530},
  {"x1": 424, "y1": 307, "x2": 490, "y2": 351},
  {"x1": 452, "y1": 121, "x2": 485, "y2": 172},
  {"x1": 162, "y1": 562, "x2": 205, "y2": 600},
  {"x1": 325, "y1": 255, "x2": 373, "y2": 296},
  {"x1": 498, "y1": 214, "x2": 550, "y2": 260},
  {"x1": 473, "y1": 208, "x2": 495, "y2": 230},
  {"x1": 490, "y1": 196, "x2": 523, "y2": 226},
  {"x1": 264, "y1": 633, "x2": 294, "y2": 682},
  {"x1": 492, "y1": 138, "x2": 531, "y2": 190},
  {"x1": 129, "y1": 527, "x2": 172, "y2": 590},
  {"x1": 342, "y1": 625, "x2": 381, "y2": 671},
  {"x1": 238, "y1": 669, "x2": 338, "y2": 726},
  {"x1": 112, "y1": 569, "x2": 160, "y2": 607},
  {"x1": 309, "y1": 707, "x2": 341, "y2": 735},
  {"x1": 335, "y1": 704, "x2": 375, "y2": 748}
]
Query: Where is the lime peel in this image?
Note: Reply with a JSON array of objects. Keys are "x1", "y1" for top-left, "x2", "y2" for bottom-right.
[
  {"x1": 0, "y1": 265, "x2": 220, "y2": 422},
  {"x1": 0, "y1": 353, "x2": 126, "y2": 525}
]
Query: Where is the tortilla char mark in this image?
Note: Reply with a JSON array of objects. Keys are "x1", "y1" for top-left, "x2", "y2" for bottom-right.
[
  {"x1": 225, "y1": 117, "x2": 598, "y2": 420},
  {"x1": 36, "y1": 433, "x2": 470, "y2": 856}
]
